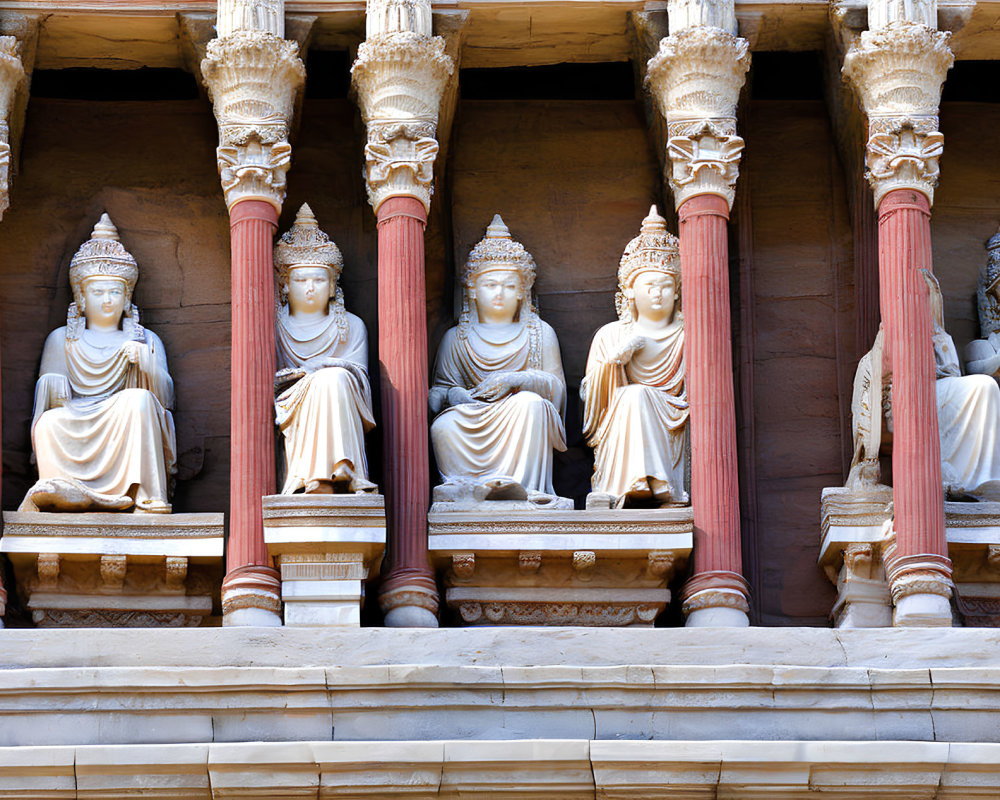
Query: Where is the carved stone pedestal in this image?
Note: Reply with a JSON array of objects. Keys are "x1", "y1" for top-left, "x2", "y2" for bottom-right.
[
  {"x1": 820, "y1": 488, "x2": 1000, "y2": 627},
  {"x1": 262, "y1": 494, "x2": 386, "y2": 627},
  {"x1": 0, "y1": 512, "x2": 224, "y2": 627},
  {"x1": 428, "y1": 508, "x2": 692, "y2": 626}
]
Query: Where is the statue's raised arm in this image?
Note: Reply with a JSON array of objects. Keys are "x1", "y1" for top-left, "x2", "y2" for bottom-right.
[{"x1": 22, "y1": 214, "x2": 177, "y2": 513}]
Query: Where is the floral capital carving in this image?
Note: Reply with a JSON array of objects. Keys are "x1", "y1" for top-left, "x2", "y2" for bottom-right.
[
  {"x1": 645, "y1": 26, "x2": 750, "y2": 210},
  {"x1": 0, "y1": 36, "x2": 26, "y2": 220},
  {"x1": 351, "y1": 29, "x2": 454, "y2": 214},
  {"x1": 843, "y1": 21, "x2": 953, "y2": 207},
  {"x1": 201, "y1": 31, "x2": 305, "y2": 211}
]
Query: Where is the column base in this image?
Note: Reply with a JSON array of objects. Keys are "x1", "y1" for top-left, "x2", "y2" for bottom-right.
[
  {"x1": 379, "y1": 569, "x2": 439, "y2": 628},
  {"x1": 222, "y1": 565, "x2": 282, "y2": 627},
  {"x1": 680, "y1": 571, "x2": 751, "y2": 627},
  {"x1": 685, "y1": 603, "x2": 750, "y2": 628},
  {"x1": 893, "y1": 592, "x2": 952, "y2": 627}
]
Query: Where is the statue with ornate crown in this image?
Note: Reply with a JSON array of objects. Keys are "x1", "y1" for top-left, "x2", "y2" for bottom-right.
[
  {"x1": 273, "y1": 204, "x2": 376, "y2": 495},
  {"x1": 964, "y1": 228, "x2": 1000, "y2": 383},
  {"x1": 429, "y1": 215, "x2": 569, "y2": 508},
  {"x1": 581, "y1": 206, "x2": 689, "y2": 508},
  {"x1": 21, "y1": 214, "x2": 177, "y2": 513}
]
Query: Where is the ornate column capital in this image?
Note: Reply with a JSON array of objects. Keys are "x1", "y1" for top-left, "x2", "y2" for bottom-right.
[
  {"x1": 0, "y1": 35, "x2": 25, "y2": 220},
  {"x1": 351, "y1": 5, "x2": 454, "y2": 215},
  {"x1": 201, "y1": 29, "x2": 305, "y2": 211},
  {"x1": 843, "y1": 20, "x2": 953, "y2": 206},
  {"x1": 645, "y1": 26, "x2": 750, "y2": 210}
]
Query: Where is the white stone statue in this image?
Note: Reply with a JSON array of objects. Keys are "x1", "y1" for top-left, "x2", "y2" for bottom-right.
[
  {"x1": 273, "y1": 204, "x2": 376, "y2": 495},
  {"x1": 429, "y1": 215, "x2": 568, "y2": 506},
  {"x1": 21, "y1": 214, "x2": 177, "y2": 513},
  {"x1": 581, "y1": 206, "x2": 690, "y2": 507},
  {"x1": 849, "y1": 271, "x2": 1000, "y2": 500},
  {"x1": 964, "y1": 228, "x2": 1000, "y2": 382},
  {"x1": 926, "y1": 271, "x2": 1000, "y2": 501}
]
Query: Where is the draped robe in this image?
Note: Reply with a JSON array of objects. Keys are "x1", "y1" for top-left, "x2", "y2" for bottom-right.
[
  {"x1": 30, "y1": 325, "x2": 176, "y2": 510},
  {"x1": 581, "y1": 319, "x2": 689, "y2": 503},
  {"x1": 275, "y1": 307, "x2": 375, "y2": 494},
  {"x1": 934, "y1": 328, "x2": 1000, "y2": 499},
  {"x1": 430, "y1": 320, "x2": 567, "y2": 497}
]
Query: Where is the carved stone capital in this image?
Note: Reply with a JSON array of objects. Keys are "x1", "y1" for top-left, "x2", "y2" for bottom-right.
[
  {"x1": 645, "y1": 26, "x2": 749, "y2": 209},
  {"x1": 864, "y1": 117, "x2": 944, "y2": 206},
  {"x1": 201, "y1": 31, "x2": 305, "y2": 211},
  {"x1": 666, "y1": 118, "x2": 745, "y2": 210},
  {"x1": 0, "y1": 35, "x2": 25, "y2": 220},
  {"x1": 351, "y1": 32, "x2": 454, "y2": 213},
  {"x1": 843, "y1": 21, "x2": 952, "y2": 206}
]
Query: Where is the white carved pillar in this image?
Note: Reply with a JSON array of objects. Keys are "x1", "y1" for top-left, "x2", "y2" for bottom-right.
[
  {"x1": 351, "y1": 0, "x2": 453, "y2": 627},
  {"x1": 644, "y1": 1, "x2": 752, "y2": 627},
  {"x1": 843, "y1": 0, "x2": 955, "y2": 626},
  {"x1": 201, "y1": 0, "x2": 305, "y2": 626},
  {"x1": 0, "y1": 35, "x2": 25, "y2": 221}
]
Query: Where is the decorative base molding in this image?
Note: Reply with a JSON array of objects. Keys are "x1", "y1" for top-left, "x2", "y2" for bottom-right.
[
  {"x1": 262, "y1": 494, "x2": 386, "y2": 627},
  {"x1": 819, "y1": 489, "x2": 1000, "y2": 626},
  {"x1": 221, "y1": 564, "x2": 282, "y2": 627},
  {"x1": 0, "y1": 511, "x2": 223, "y2": 628},
  {"x1": 428, "y1": 508, "x2": 692, "y2": 626}
]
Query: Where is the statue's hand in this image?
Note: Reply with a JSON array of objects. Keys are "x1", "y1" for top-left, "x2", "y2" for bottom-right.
[
  {"x1": 121, "y1": 341, "x2": 145, "y2": 365},
  {"x1": 447, "y1": 386, "x2": 476, "y2": 406},
  {"x1": 274, "y1": 367, "x2": 305, "y2": 390},
  {"x1": 470, "y1": 372, "x2": 520, "y2": 402},
  {"x1": 319, "y1": 357, "x2": 354, "y2": 372},
  {"x1": 611, "y1": 336, "x2": 649, "y2": 366}
]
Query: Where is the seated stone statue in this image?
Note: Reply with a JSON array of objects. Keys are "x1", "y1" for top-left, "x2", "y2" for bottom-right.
[
  {"x1": 273, "y1": 204, "x2": 376, "y2": 494},
  {"x1": 22, "y1": 214, "x2": 176, "y2": 513},
  {"x1": 581, "y1": 206, "x2": 689, "y2": 507},
  {"x1": 964, "y1": 228, "x2": 1000, "y2": 382},
  {"x1": 850, "y1": 270, "x2": 1000, "y2": 501},
  {"x1": 429, "y1": 215, "x2": 567, "y2": 506}
]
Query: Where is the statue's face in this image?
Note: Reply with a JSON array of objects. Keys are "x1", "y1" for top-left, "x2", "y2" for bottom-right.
[
  {"x1": 83, "y1": 278, "x2": 127, "y2": 329},
  {"x1": 287, "y1": 266, "x2": 333, "y2": 316},
  {"x1": 630, "y1": 270, "x2": 676, "y2": 324},
  {"x1": 472, "y1": 268, "x2": 522, "y2": 324}
]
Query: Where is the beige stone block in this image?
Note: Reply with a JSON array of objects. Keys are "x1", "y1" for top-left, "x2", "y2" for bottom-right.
[
  {"x1": 0, "y1": 745, "x2": 76, "y2": 798},
  {"x1": 313, "y1": 741, "x2": 443, "y2": 798},
  {"x1": 440, "y1": 740, "x2": 594, "y2": 798},
  {"x1": 75, "y1": 743, "x2": 210, "y2": 799},
  {"x1": 208, "y1": 742, "x2": 319, "y2": 798}
]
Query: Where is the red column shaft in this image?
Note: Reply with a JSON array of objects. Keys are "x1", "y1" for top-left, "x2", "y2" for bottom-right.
[
  {"x1": 226, "y1": 199, "x2": 278, "y2": 575},
  {"x1": 877, "y1": 189, "x2": 947, "y2": 561},
  {"x1": 375, "y1": 196, "x2": 437, "y2": 612},
  {"x1": 677, "y1": 194, "x2": 746, "y2": 593}
]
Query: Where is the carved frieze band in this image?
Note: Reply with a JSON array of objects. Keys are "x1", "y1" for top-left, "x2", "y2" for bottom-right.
[
  {"x1": 201, "y1": 31, "x2": 305, "y2": 211},
  {"x1": 351, "y1": 33, "x2": 454, "y2": 213},
  {"x1": 0, "y1": 35, "x2": 26, "y2": 220},
  {"x1": 842, "y1": 21, "x2": 954, "y2": 207},
  {"x1": 645, "y1": 26, "x2": 750, "y2": 210}
]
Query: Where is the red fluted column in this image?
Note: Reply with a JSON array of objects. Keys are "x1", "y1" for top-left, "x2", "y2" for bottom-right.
[
  {"x1": 676, "y1": 193, "x2": 751, "y2": 627},
  {"x1": 376, "y1": 195, "x2": 439, "y2": 627},
  {"x1": 220, "y1": 199, "x2": 282, "y2": 626},
  {"x1": 877, "y1": 189, "x2": 952, "y2": 626}
]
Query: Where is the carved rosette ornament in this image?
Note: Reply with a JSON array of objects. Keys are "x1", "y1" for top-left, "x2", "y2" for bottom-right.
[
  {"x1": 201, "y1": 30, "x2": 305, "y2": 211},
  {"x1": 842, "y1": 21, "x2": 954, "y2": 207},
  {"x1": 0, "y1": 36, "x2": 26, "y2": 221},
  {"x1": 351, "y1": 0, "x2": 454, "y2": 213},
  {"x1": 645, "y1": 26, "x2": 750, "y2": 210}
]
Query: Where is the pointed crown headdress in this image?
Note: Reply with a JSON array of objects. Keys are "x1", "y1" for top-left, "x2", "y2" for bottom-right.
[
  {"x1": 69, "y1": 214, "x2": 139, "y2": 308},
  {"x1": 978, "y1": 226, "x2": 1000, "y2": 337},
  {"x1": 462, "y1": 214, "x2": 536, "y2": 292},
  {"x1": 274, "y1": 204, "x2": 344, "y2": 303},
  {"x1": 616, "y1": 206, "x2": 681, "y2": 321},
  {"x1": 457, "y1": 215, "x2": 542, "y2": 367}
]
